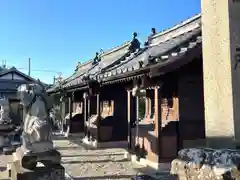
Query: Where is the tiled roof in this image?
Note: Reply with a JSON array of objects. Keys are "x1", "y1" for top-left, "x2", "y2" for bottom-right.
[
  {"x1": 46, "y1": 84, "x2": 59, "y2": 93},
  {"x1": 62, "y1": 41, "x2": 131, "y2": 88},
  {"x1": 88, "y1": 42, "x2": 130, "y2": 77},
  {"x1": 48, "y1": 14, "x2": 202, "y2": 93},
  {"x1": 63, "y1": 60, "x2": 93, "y2": 88},
  {"x1": 99, "y1": 14, "x2": 201, "y2": 81}
]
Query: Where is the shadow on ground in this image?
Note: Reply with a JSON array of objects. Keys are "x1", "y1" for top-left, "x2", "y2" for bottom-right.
[
  {"x1": 72, "y1": 173, "x2": 172, "y2": 180},
  {"x1": 66, "y1": 166, "x2": 176, "y2": 180},
  {"x1": 74, "y1": 174, "x2": 134, "y2": 179},
  {"x1": 0, "y1": 166, "x2": 6, "y2": 172},
  {"x1": 62, "y1": 158, "x2": 128, "y2": 164},
  {"x1": 62, "y1": 152, "x2": 124, "y2": 157}
]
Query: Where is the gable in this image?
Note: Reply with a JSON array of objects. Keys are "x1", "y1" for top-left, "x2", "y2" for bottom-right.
[
  {"x1": 0, "y1": 73, "x2": 13, "y2": 80},
  {"x1": 13, "y1": 73, "x2": 28, "y2": 81},
  {"x1": 0, "y1": 72, "x2": 31, "y2": 81}
]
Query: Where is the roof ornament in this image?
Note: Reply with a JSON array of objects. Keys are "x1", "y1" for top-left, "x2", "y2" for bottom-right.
[
  {"x1": 92, "y1": 52, "x2": 101, "y2": 65},
  {"x1": 82, "y1": 74, "x2": 90, "y2": 81},
  {"x1": 144, "y1": 28, "x2": 157, "y2": 46},
  {"x1": 74, "y1": 61, "x2": 82, "y2": 72},
  {"x1": 128, "y1": 32, "x2": 140, "y2": 53},
  {"x1": 100, "y1": 49, "x2": 104, "y2": 55}
]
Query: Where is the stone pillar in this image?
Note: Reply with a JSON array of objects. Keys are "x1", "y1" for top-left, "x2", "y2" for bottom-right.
[{"x1": 201, "y1": 0, "x2": 240, "y2": 147}]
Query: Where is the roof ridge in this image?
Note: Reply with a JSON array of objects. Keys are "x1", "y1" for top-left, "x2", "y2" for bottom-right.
[
  {"x1": 100, "y1": 41, "x2": 130, "y2": 57},
  {"x1": 75, "y1": 59, "x2": 93, "y2": 69},
  {"x1": 150, "y1": 26, "x2": 201, "y2": 48},
  {"x1": 151, "y1": 13, "x2": 201, "y2": 40},
  {"x1": 75, "y1": 41, "x2": 130, "y2": 70}
]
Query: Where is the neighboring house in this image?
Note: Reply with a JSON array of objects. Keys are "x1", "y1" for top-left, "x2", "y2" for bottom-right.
[
  {"x1": 0, "y1": 66, "x2": 39, "y2": 124},
  {"x1": 0, "y1": 66, "x2": 39, "y2": 99}
]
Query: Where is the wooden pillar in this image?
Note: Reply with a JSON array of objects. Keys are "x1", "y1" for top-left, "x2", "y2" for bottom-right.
[
  {"x1": 127, "y1": 91, "x2": 132, "y2": 150},
  {"x1": 154, "y1": 86, "x2": 162, "y2": 163},
  {"x1": 145, "y1": 98, "x2": 149, "y2": 119},
  {"x1": 69, "y1": 92, "x2": 74, "y2": 133},
  {"x1": 60, "y1": 96, "x2": 65, "y2": 133},
  {"x1": 96, "y1": 94, "x2": 101, "y2": 142},
  {"x1": 201, "y1": 0, "x2": 240, "y2": 148},
  {"x1": 135, "y1": 96, "x2": 140, "y2": 146},
  {"x1": 69, "y1": 93, "x2": 73, "y2": 121},
  {"x1": 83, "y1": 93, "x2": 88, "y2": 137},
  {"x1": 146, "y1": 89, "x2": 153, "y2": 119},
  {"x1": 87, "y1": 96, "x2": 91, "y2": 141}
]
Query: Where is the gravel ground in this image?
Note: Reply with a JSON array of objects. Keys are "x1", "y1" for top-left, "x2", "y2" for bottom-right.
[
  {"x1": 0, "y1": 133, "x2": 175, "y2": 180},
  {"x1": 0, "y1": 154, "x2": 10, "y2": 180},
  {"x1": 54, "y1": 133, "x2": 175, "y2": 180},
  {"x1": 54, "y1": 134, "x2": 143, "y2": 180}
]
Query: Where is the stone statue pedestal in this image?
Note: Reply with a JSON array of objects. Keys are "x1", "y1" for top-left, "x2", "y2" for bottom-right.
[
  {"x1": 13, "y1": 147, "x2": 61, "y2": 170},
  {"x1": 10, "y1": 160, "x2": 65, "y2": 180}
]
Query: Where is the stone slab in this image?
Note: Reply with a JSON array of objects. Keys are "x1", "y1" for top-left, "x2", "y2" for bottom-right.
[{"x1": 11, "y1": 160, "x2": 65, "y2": 180}]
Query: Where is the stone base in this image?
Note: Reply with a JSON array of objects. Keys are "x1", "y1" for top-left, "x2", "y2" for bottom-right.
[
  {"x1": 11, "y1": 160, "x2": 65, "y2": 180},
  {"x1": 130, "y1": 154, "x2": 171, "y2": 171},
  {"x1": 3, "y1": 146, "x2": 15, "y2": 155},
  {"x1": 13, "y1": 147, "x2": 61, "y2": 170},
  {"x1": 130, "y1": 154, "x2": 158, "y2": 169},
  {"x1": 82, "y1": 136, "x2": 128, "y2": 148}
]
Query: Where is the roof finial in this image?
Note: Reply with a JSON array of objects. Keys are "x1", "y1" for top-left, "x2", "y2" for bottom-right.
[
  {"x1": 133, "y1": 32, "x2": 138, "y2": 39},
  {"x1": 151, "y1": 28, "x2": 156, "y2": 35},
  {"x1": 92, "y1": 52, "x2": 101, "y2": 65},
  {"x1": 144, "y1": 28, "x2": 157, "y2": 46},
  {"x1": 129, "y1": 32, "x2": 140, "y2": 52}
]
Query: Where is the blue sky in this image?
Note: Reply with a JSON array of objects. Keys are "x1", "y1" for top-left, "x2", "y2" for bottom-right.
[{"x1": 0, "y1": 0, "x2": 200, "y2": 84}]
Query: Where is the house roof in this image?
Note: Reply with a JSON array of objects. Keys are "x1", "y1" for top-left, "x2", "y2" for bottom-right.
[
  {"x1": 0, "y1": 67, "x2": 44, "y2": 91},
  {"x1": 62, "y1": 41, "x2": 131, "y2": 88},
  {"x1": 0, "y1": 67, "x2": 38, "y2": 82},
  {"x1": 48, "y1": 14, "x2": 202, "y2": 93},
  {"x1": 63, "y1": 60, "x2": 93, "y2": 87},
  {"x1": 99, "y1": 14, "x2": 201, "y2": 82}
]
